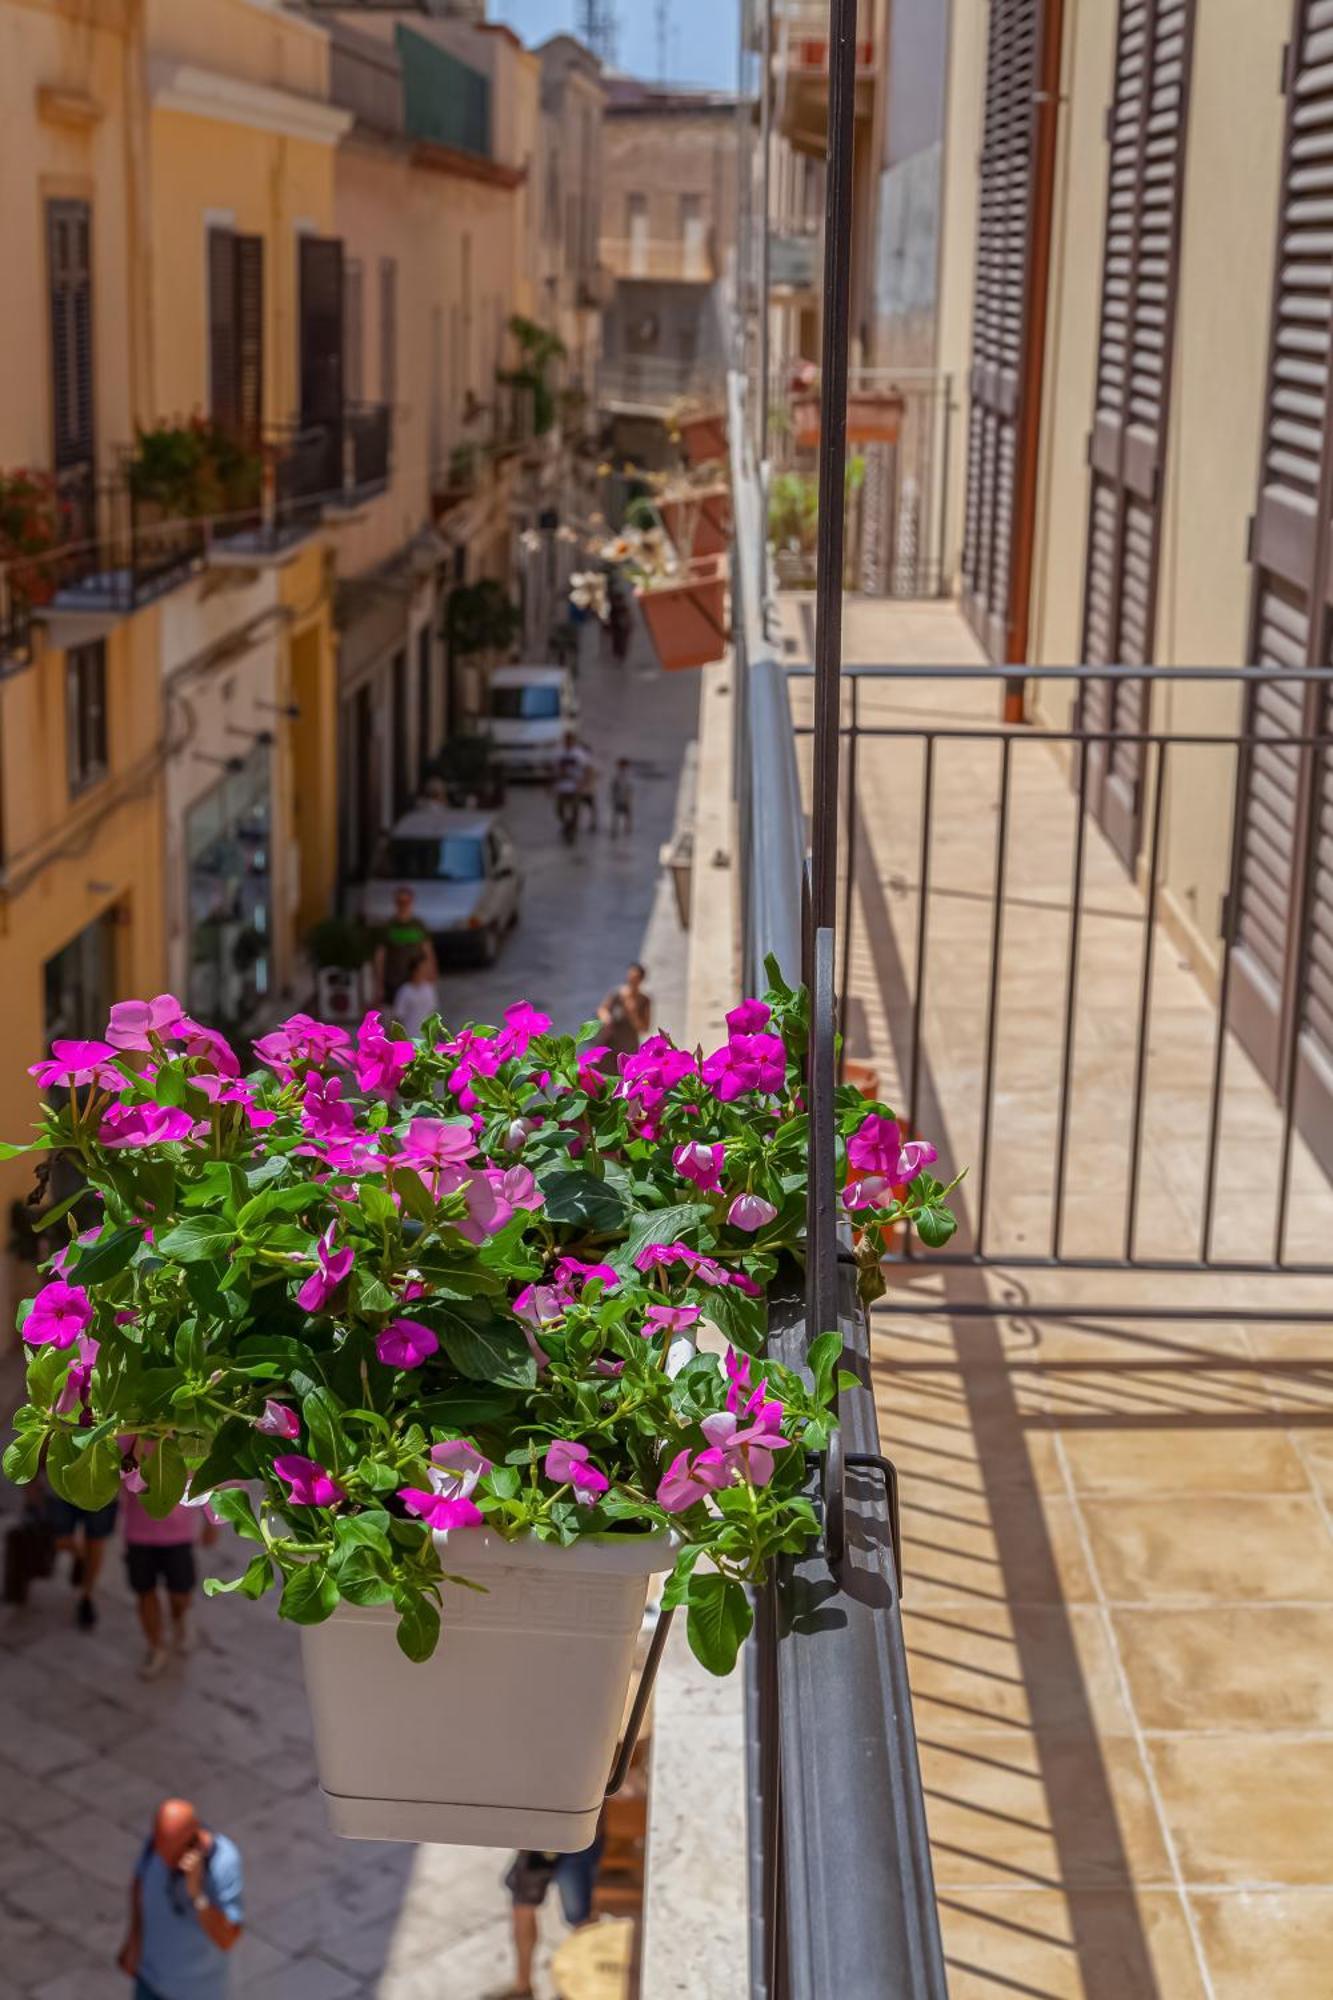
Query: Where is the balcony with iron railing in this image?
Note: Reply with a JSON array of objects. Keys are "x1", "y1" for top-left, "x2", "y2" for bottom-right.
[
  {"x1": 598, "y1": 354, "x2": 728, "y2": 418},
  {"x1": 601, "y1": 233, "x2": 718, "y2": 286}
]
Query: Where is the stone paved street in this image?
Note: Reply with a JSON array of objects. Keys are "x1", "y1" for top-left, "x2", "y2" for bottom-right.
[{"x1": 0, "y1": 638, "x2": 698, "y2": 1999}]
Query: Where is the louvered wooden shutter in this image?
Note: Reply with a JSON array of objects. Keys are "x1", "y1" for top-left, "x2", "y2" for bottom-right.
[
  {"x1": 961, "y1": 0, "x2": 1061, "y2": 665},
  {"x1": 1079, "y1": 0, "x2": 1196, "y2": 866},
  {"x1": 299, "y1": 235, "x2": 345, "y2": 426},
  {"x1": 211, "y1": 230, "x2": 264, "y2": 440},
  {"x1": 209, "y1": 229, "x2": 238, "y2": 428},
  {"x1": 380, "y1": 257, "x2": 398, "y2": 408},
  {"x1": 48, "y1": 200, "x2": 94, "y2": 473},
  {"x1": 344, "y1": 259, "x2": 364, "y2": 405},
  {"x1": 1233, "y1": 0, "x2": 1333, "y2": 1171}
]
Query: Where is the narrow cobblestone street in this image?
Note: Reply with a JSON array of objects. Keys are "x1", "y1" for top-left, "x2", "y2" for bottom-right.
[{"x1": 0, "y1": 641, "x2": 698, "y2": 2000}]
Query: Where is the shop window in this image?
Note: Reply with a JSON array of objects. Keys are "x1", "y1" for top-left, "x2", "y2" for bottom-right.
[{"x1": 185, "y1": 740, "x2": 272, "y2": 1034}]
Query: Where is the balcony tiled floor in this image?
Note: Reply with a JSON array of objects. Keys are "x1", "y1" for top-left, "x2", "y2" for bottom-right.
[{"x1": 785, "y1": 595, "x2": 1333, "y2": 1999}]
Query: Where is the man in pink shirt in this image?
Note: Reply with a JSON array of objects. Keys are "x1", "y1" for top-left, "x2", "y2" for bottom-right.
[{"x1": 121, "y1": 1483, "x2": 215, "y2": 1681}]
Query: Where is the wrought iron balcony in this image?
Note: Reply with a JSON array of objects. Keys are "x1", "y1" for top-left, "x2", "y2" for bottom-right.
[
  {"x1": 334, "y1": 403, "x2": 394, "y2": 507},
  {"x1": 601, "y1": 234, "x2": 718, "y2": 285},
  {"x1": 40, "y1": 460, "x2": 207, "y2": 624}
]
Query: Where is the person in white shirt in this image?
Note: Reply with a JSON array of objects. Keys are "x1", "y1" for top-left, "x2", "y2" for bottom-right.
[{"x1": 391, "y1": 950, "x2": 441, "y2": 1039}]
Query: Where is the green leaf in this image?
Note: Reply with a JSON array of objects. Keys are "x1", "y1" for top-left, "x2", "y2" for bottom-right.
[
  {"x1": 174, "y1": 1320, "x2": 206, "y2": 1376},
  {"x1": 46, "y1": 1428, "x2": 121, "y2": 1511},
  {"x1": 438, "y1": 1315, "x2": 537, "y2": 1388},
  {"x1": 537, "y1": 1169, "x2": 628, "y2": 1233},
  {"x1": 0, "y1": 1138, "x2": 40, "y2": 1160},
  {"x1": 610, "y1": 1201, "x2": 713, "y2": 1279},
  {"x1": 702, "y1": 1279, "x2": 766, "y2": 1355},
  {"x1": 279, "y1": 1562, "x2": 340, "y2": 1625},
  {"x1": 350, "y1": 1269, "x2": 396, "y2": 1317},
  {"x1": 236, "y1": 1184, "x2": 322, "y2": 1233},
  {"x1": 141, "y1": 1437, "x2": 190, "y2": 1519},
  {"x1": 204, "y1": 1486, "x2": 265, "y2": 1544},
  {"x1": 2, "y1": 1425, "x2": 46, "y2": 1485},
  {"x1": 204, "y1": 1552, "x2": 274, "y2": 1599},
  {"x1": 189, "y1": 1418, "x2": 257, "y2": 1495},
  {"x1": 334, "y1": 1510, "x2": 391, "y2": 1554},
  {"x1": 394, "y1": 1588, "x2": 441, "y2": 1662},
  {"x1": 66, "y1": 1225, "x2": 141, "y2": 1287},
  {"x1": 356, "y1": 1181, "x2": 400, "y2": 1230},
  {"x1": 301, "y1": 1387, "x2": 347, "y2": 1472},
  {"x1": 661, "y1": 1545, "x2": 704, "y2": 1611},
  {"x1": 685, "y1": 1572, "x2": 754, "y2": 1676},
  {"x1": 332, "y1": 1548, "x2": 395, "y2": 1607},
  {"x1": 913, "y1": 1203, "x2": 957, "y2": 1249},
  {"x1": 807, "y1": 1330, "x2": 844, "y2": 1408},
  {"x1": 156, "y1": 1215, "x2": 234, "y2": 1262}
]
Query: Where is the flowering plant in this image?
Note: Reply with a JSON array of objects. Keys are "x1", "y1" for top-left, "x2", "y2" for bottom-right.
[{"x1": 2, "y1": 973, "x2": 956, "y2": 1675}]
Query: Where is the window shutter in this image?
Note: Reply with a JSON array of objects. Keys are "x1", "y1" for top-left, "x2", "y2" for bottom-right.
[
  {"x1": 960, "y1": 0, "x2": 1062, "y2": 665},
  {"x1": 47, "y1": 200, "x2": 94, "y2": 472},
  {"x1": 209, "y1": 229, "x2": 239, "y2": 428},
  {"x1": 1079, "y1": 0, "x2": 1196, "y2": 867},
  {"x1": 1233, "y1": 0, "x2": 1333, "y2": 1172},
  {"x1": 299, "y1": 235, "x2": 345, "y2": 426},
  {"x1": 380, "y1": 257, "x2": 398, "y2": 408},
  {"x1": 236, "y1": 235, "x2": 264, "y2": 442},
  {"x1": 344, "y1": 259, "x2": 364, "y2": 405}
]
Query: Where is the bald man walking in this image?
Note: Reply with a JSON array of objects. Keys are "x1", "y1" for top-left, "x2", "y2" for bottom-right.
[{"x1": 118, "y1": 1798, "x2": 244, "y2": 1999}]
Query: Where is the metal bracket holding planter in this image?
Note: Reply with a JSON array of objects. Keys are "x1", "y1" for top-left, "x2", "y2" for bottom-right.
[{"x1": 604, "y1": 1603, "x2": 676, "y2": 1798}]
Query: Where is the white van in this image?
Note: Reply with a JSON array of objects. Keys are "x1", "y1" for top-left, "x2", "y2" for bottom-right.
[{"x1": 483, "y1": 665, "x2": 578, "y2": 778}]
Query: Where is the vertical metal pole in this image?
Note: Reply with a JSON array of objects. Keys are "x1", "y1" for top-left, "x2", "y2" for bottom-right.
[
  {"x1": 1124, "y1": 740, "x2": 1169, "y2": 1263},
  {"x1": 838, "y1": 677, "x2": 859, "y2": 1080},
  {"x1": 1274, "y1": 723, "x2": 1326, "y2": 1263},
  {"x1": 1052, "y1": 736, "x2": 1090, "y2": 1261},
  {"x1": 936, "y1": 379, "x2": 952, "y2": 600},
  {"x1": 810, "y1": 0, "x2": 859, "y2": 934},
  {"x1": 759, "y1": 0, "x2": 774, "y2": 470},
  {"x1": 907, "y1": 735, "x2": 936, "y2": 1146},
  {"x1": 1200, "y1": 734, "x2": 1251, "y2": 1264},
  {"x1": 975, "y1": 736, "x2": 1013, "y2": 1259}
]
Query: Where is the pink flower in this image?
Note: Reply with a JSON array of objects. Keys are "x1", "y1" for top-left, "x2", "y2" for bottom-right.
[
  {"x1": 255, "y1": 1400, "x2": 300, "y2": 1439},
  {"x1": 53, "y1": 1333, "x2": 99, "y2": 1417},
  {"x1": 644, "y1": 1303, "x2": 701, "y2": 1335},
  {"x1": 296, "y1": 1226, "x2": 355, "y2": 1313},
  {"x1": 702, "y1": 1032, "x2": 787, "y2": 1102},
  {"x1": 700, "y1": 1408, "x2": 791, "y2": 1487},
  {"x1": 657, "y1": 1446, "x2": 731, "y2": 1513},
  {"x1": 301, "y1": 1074, "x2": 356, "y2": 1143},
  {"x1": 673, "y1": 1140, "x2": 725, "y2": 1190},
  {"x1": 498, "y1": 1001, "x2": 552, "y2": 1058},
  {"x1": 428, "y1": 1438, "x2": 492, "y2": 1501},
  {"x1": 273, "y1": 1454, "x2": 345, "y2": 1507},
  {"x1": 726, "y1": 999, "x2": 772, "y2": 1035},
  {"x1": 617, "y1": 1035, "x2": 698, "y2": 1102},
  {"x1": 846, "y1": 1114, "x2": 937, "y2": 1185},
  {"x1": 354, "y1": 1012, "x2": 413, "y2": 1099},
  {"x1": 457, "y1": 1171, "x2": 515, "y2": 1245},
  {"x1": 399, "y1": 1488, "x2": 484, "y2": 1531},
  {"x1": 843, "y1": 1174, "x2": 894, "y2": 1214},
  {"x1": 497, "y1": 1165, "x2": 543, "y2": 1212},
  {"x1": 29, "y1": 1040, "x2": 122, "y2": 1090},
  {"x1": 544, "y1": 1439, "x2": 609, "y2": 1502},
  {"x1": 177, "y1": 1017, "x2": 239, "y2": 1076},
  {"x1": 553, "y1": 1256, "x2": 620, "y2": 1294},
  {"x1": 254, "y1": 1014, "x2": 350, "y2": 1078},
  {"x1": 121, "y1": 1462, "x2": 147, "y2": 1495},
  {"x1": 502, "y1": 1116, "x2": 537, "y2": 1153},
  {"x1": 99, "y1": 1103, "x2": 196, "y2": 1149},
  {"x1": 577, "y1": 1046, "x2": 613, "y2": 1094},
  {"x1": 399, "y1": 1118, "x2": 474, "y2": 1197},
  {"x1": 23, "y1": 1282, "x2": 94, "y2": 1349},
  {"x1": 105, "y1": 996, "x2": 185, "y2": 1051},
  {"x1": 375, "y1": 1318, "x2": 439, "y2": 1369},
  {"x1": 727, "y1": 1191, "x2": 778, "y2": 1233}
]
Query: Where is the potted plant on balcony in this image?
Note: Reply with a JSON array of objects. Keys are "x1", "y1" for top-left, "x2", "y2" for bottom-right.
[
  {"x1": 128, "y1": 418, "x2": 262, "y2": 523},
  {"x1": 2, "y1": 976, "x2": 954, "y2": 1847},
  {"x1": 0, "y1": 469, "x2": 64, "y2": 644},
  {"x1": 787, "y1": 380, "x2": 905, "y2": 450},
  {"x1": 637, "y1": 473, "x2": 733, "y2": 562},
  {"x1": 667, "y1": 396, "x2": 729, "y2": 470},
  {"x1": 592, "y1": 527, "x2": 730, "y2": 674}
]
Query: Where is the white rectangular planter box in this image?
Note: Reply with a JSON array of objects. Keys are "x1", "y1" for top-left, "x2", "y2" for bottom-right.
[{"x1": 300, "y1": 1528, "x2": 676, "y2": 1850}]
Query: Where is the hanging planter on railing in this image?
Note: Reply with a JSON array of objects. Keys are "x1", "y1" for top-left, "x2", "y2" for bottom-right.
[
  {"x1": 657, "y1": 481, "x2": 733, "y2": 561},
  {"x1": 637, "y1": 555, "x2": 730, "y2": 672},
  {"x1": 669, "y1": 398, "x2": 729, "y2": 469},
  {"x1": 2, "y1": 983, "x2": 955, "y2": 1847},
  {"x1": 790, "y1": 388, "x2": 905, "y2": 449}
]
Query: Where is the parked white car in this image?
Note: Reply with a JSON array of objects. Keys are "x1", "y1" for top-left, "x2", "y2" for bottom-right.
[
  {"x1": 357, "y1": 807, "x2": 522, "y2": 967},
  {"x1": 482, "y1": 665, "x2": 578, "y2": 778}
]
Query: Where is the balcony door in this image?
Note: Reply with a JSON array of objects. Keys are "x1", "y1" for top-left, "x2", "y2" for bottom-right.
[
  {"x1": 209, "y1": 228, "x2": 264, "y2": 442},
  {"x1": 47, "y1": 198, "x2": 95, "y2": 542}
]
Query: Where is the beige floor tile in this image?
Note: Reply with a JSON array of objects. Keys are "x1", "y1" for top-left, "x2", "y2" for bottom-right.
[
  {"x1": 1150, "y1": 1737, "x2": 1333, "y2": 1886},
  {"x1": 1079, "y1": 1494, "x2": 1333, "y2": 1602},
  {"x1": 921, "y1": 1732, "x2": 1173, "y2": 1889},
  {"x1": 905, "y1": 1603, "x2": 1132, "y2": 1736},
  {"x1": 1191, "y1": 1890, "x2": 1333, "y2": 1999},
  {"x1": 904, "y1": 1494, "x2": 1097, "y2": 1607},
  {"x1": 938, "y1": 1889, "x2": 1208, "y2": 2000},
  {"x1": 1115, "y1": 1605, "x2": 1333, "y2": 1732},
  {"x1": 1295, "y1": 1432, "x2": 1333, "y2": 1503},
  {"x1": 1057, "y1": 1425, "x2": 1311, "y2": 1495}
]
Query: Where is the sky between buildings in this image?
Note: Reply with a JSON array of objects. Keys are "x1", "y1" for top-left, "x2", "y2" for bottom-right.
[{"x1": 490, "y1": 0, "x2": 742, "y2": 93}]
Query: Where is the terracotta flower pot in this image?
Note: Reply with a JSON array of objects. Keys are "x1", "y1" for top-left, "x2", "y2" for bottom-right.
[
  {"x1": 676, "y1": 412, "x2": 728, "y2": 468},
  {"x1": 637, "y1": 557, "x2": 729, "y2": 672},
  {"x1": 301, "y1": 1527, "x2": 676, "y2": 1849},
  {"x1": 658, "y1": 484, "x2": 732, "y2": 560},
  {"x1": 788, "y1": 391, "x2": 904, "y2": 448}
]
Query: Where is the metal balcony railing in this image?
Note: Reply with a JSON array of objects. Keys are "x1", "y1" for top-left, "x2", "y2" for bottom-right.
[
  {"x1": 599, "y1": 355, "x2": 727, "y2": 416},
  {"x1": 342, "y1": 403, "x2": 393, "y2": 501},
  {"x1": 40, "y1": 460, "x2": 207, "y2": 619},
  {"x1": 600, "y1": 235, "x2": 718, "y2": 285}
]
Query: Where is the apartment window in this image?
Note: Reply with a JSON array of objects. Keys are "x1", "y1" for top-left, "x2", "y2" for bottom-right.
[
  {"x1": 344, "y1": 258, "x2": 365, "y2": 404},
  {"x1": 208, "y1": 228, "x2": 264, "y2": 439},
  {"x1": 47, "y1": 200, "x2": 94, "y2": 473},
  {"x1": 66, "y1": 640, "x2": 108, "y2": 795},
  {"x1": 379, "y1": 258, "x2": 398, "y2": 407},
  {"x1": 298, "y1": 235, "x2": 345, "y2": 427}
]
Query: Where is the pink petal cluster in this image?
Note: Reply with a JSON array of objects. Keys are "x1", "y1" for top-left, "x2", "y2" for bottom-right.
[
  {"x1": 296, "y1": 1225, "x2": 355, "y2": 1313},
  {"x1": 400, "y1": 1118, "x2": 475, "y2": 1197},
  {"x1": 105, "y1": 996, "x2": 185, "y2": 1052},
  {"x1": 273, "y1": 1454, "x2": 345, "y2": 1507},
  {"x1": 634, "y1": 1242, "x2": 760, "y2": 1294},
  {"x1": 846, "y1": 1114, "x2": 937, "y2": 1186},
  {"x1": 255, "y1": 1400, "x2": 301, "y2": 1439},
  {"x1": 254, "y1": 1014, "x2": 350, "y2": 1079},
  {"x1": 497, "y1": 1001, "x2": 552, "y2": 1059},
  {"x1": 399, "y1": 1487, "x2": 483, "y2": 1531},
  {"x1": 301, "y1": 1074, "x2": 357, "y2": 1143},
  {"x1": 657, "y1": 1446, "x2": 730, "y2": 1512},
  {"x1": 545, "y1": 1439, "x2": 609, "y2": 1502},
  {"x1": 428, "y1": 1437, "x2": 492, "y2": 1501},
  {"x1": 23, "y1": 1281, "x2": 94, "y2": 1349},
  {"x1": 354, "y1": 1012, "x2": 413, "y2": 1099},
  {"x1": 644, "y1": 1302, "x2": 701, "y2": 1335},
  {"x1": 99, "y1": 1103, "x2": 196, "y2": 1149},
  {"x1": 673, "y1": 1140, "x2": 724, "y2": 1190},
  {"x1": 29, "y1": 1040, "x2": 123, "y2": 1091},
  {"x1": 702, "y1": 1031, "x2": 787, "y2": 1102},
  {"x1": 53, "y1": 1333, "x2": 99, "y2": 1417},
  {"x1": 375, "y1": 1317, "x2": 439, "y2": 1369},
  {"x1": 727, "y1": 1191, "x2": 778, "y2": 1232}
]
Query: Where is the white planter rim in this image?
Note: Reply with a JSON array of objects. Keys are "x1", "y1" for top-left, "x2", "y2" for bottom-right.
[{"x1": 431, "y1": 1524, "x2": 677, "y2": 1578}]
